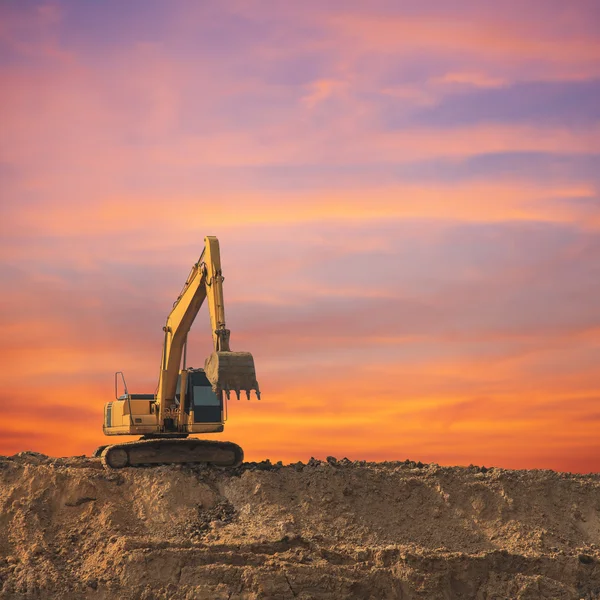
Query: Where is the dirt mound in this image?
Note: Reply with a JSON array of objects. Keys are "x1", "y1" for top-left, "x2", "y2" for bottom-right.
[{"x1": 1, "y1": 453, "x2": 600, "y2": 599}]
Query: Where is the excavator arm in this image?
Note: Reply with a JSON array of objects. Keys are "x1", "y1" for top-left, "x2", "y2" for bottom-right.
[{"x1": 156, "y1": 236, "x2": 259, "y2": 429}]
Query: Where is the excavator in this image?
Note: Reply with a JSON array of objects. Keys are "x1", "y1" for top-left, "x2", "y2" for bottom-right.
[{"x1": 94, "y1": 236, "x2": 260, "y2": 469}]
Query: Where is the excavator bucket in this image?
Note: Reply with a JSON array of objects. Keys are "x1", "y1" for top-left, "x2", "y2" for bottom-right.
[{"x1": 204, "y1": 351, "x2": 260, "y2": 400}]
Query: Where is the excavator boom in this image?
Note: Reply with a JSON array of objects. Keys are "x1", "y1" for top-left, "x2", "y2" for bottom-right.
[{"x1": 156, "y1": 236, "x2": 259, "y2": 424}]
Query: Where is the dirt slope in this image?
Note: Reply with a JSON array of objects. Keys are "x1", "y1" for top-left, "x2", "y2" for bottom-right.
[{"x1": 1, "y1": 452, "x2": 600, "y2": 599}]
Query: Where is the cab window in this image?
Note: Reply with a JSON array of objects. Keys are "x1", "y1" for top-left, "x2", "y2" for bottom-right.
[{"x1": 193, "y1": 386, "x2": 220, "y2": 406}]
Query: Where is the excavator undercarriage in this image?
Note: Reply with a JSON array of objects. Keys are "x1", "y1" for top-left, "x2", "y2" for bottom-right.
[{"x1": 95, "y1": 438, "x2": 243, "y2": 469}]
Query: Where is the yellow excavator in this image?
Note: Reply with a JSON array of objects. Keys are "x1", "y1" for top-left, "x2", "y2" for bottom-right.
[{"x1": 94, "y1": 236, "x2": 260, "y2": 469}]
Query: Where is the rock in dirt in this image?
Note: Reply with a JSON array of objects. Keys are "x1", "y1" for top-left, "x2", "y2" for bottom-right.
[{"x1": 1, "y1": 453, "x2": 600, "y2": 599}]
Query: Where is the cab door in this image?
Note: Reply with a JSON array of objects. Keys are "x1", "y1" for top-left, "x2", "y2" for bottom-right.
[{"x1": 187, "y1": 370, "x2": 223, "y2": 423}]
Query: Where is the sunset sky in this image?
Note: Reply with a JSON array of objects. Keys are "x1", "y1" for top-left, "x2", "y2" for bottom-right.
[{"x1": 1, "y1": 1, "x2": 599, "y2": 471}]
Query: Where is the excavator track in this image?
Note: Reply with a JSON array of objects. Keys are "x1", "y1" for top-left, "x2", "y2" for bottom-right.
[{"x1": 100, "y1": 438, "x2": 243, "y2": 469}]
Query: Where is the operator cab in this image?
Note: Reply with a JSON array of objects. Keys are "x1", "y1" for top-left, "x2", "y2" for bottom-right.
[{"x1": 178, "y1": 368, "x2": 223, "y2": 424}]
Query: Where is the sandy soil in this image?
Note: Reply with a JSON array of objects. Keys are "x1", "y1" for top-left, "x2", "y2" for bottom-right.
[{"x1": 1, "y1": 452, "x2": 600, "y2": 599}]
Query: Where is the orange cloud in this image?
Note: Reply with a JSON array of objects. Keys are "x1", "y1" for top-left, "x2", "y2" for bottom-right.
[
  {"x1": 9, "y1": 181, "x2": 597, "y2": 240},
  {"x1": 328, "y1": 12, "x2": 600, "y2": 70},
  {"x1": 432, "y1": 72, "x2": 508, "y2": 88}
]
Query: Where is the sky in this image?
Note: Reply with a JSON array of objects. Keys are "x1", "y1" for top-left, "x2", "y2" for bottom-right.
[{"x1": 1, "y1": 0, "x2": 599, "y2": 472}]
